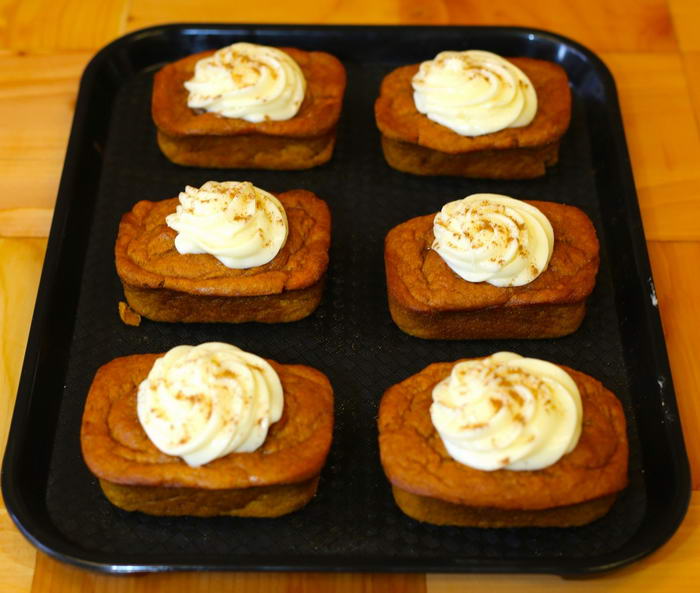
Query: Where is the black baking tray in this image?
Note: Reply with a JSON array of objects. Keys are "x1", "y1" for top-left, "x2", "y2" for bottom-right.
[{"x1": 1, "y1": 24, "x2": 690, "y2": 575}]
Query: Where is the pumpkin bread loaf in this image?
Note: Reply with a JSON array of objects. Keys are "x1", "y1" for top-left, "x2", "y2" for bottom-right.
[
  {"x1": 378, "y1": 356, "x2": 628, "y2": 527},
  {"x1": 81, "y1": 351, "x2": 334, "y2": 517}
]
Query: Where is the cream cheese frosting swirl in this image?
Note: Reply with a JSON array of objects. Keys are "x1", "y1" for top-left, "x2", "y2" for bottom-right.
[
  {"x1": 165, "y1": 180, "x2": 288, "y2": 269},
  {"x1": 184, "y1": 42, "x2": 306, "y2": 122},
  {"x1": 430, "y1": 352, "x2": 582, "y2": 471},
  {"x1": 137, "y1": 342, "x2": 284, "y2": 467},
  {"x1": 412, "y1": 49, "x2": 537, "y2": 136},
  {"x1": 432, "y1": 193, "x2": 553, "y2": 287}
]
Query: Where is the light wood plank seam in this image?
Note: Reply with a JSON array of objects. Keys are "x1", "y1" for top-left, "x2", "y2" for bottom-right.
[{"x1": 679, "y1": 54, "x2": 700, "y2": 141}]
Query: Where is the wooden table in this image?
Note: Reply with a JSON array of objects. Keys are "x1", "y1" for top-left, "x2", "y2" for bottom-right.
[{"x1": 1, "y1": 1, "x2": 699, "y2": 591}]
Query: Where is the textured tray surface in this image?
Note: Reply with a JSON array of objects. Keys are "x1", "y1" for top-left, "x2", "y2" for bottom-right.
[{"x1": 2, "y1": 25, "x2": 689, "y2": 574}]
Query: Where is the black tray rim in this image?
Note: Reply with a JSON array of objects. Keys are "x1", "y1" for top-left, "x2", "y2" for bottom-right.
[{"x1": 1, "y1": 22, "x2": 691, "y2": 576}]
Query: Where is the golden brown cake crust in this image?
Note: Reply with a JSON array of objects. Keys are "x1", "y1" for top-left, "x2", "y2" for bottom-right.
[
  {"x1": 379, "y1": 135, "x2": 560, "y2": 179},
  {"x1": 384, "y1": 200, "x2": 599, "y2": 339},
  {"x1": 81, "y1": 353, "x2": 334, "y2": 491},
  {"x1": 391, "y1": 486, "x2": 617, "y2": 528},
  {"x1": 375, "y1": 58, "x2": 571, "y2": 154},
  {"x1": 152, "y1": 47, "x2": 346, "y2": 169},
  {"x1": 115, "y1": 189, "x2": 330, "y2": 323},
  {"x1": 155, "y1": 130, "x2": 337, "y2": 170},
  {"x1": 378, "y1": 359, "x2": 628, "y2": 512},
  {"x1": 99, "y1": 477, "x2": 321, "y2": 518}
]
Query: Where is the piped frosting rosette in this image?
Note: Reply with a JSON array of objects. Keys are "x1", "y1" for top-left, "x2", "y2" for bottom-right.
[
  {"x1": 184, "y1": 42, "x2": 306, "y2": 122},
  {"x1": 430, "y1": 352, "x2": 582, "y2": 471},
  {"x1": 432, "y1": 193, "x2": 554, "y2": 287},
  {"x1": 165, "y1": 180, "x2": 288, "y2": 269},
  {"x1": 412, "y1": 49, "x2": 537, "y2": 136},
  {"x1": 137, "y1": 342, "x2": 284, "y2": 467}
]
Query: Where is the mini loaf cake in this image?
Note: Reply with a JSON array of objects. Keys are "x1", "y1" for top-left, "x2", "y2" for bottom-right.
[
  {"x1": 115, "y1": 181, "x2": 330, "y2": 323},
  {"x1": 384, "y1": 193, "x2": 599, "y2": 339},
  {"x1": 81, "y1": 342, "x2": 334, "y2": 517},
  {"x1": 152, "y1": 42, "x2": 346, "y2": 169},
  {"x1": 375, "y1": 50, "x2": 571, "y2": 178},
  {"x1": 378, "y1": 352, "x2": 628, "y2": 527}
]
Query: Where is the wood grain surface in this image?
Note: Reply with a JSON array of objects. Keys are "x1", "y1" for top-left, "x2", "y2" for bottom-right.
[{"x1": 0, "y1": 1, "x2": 698, "y2": 592}]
